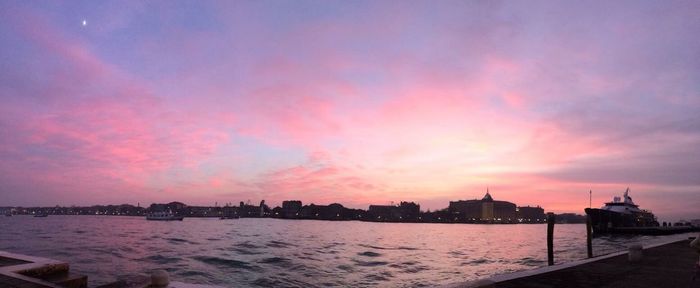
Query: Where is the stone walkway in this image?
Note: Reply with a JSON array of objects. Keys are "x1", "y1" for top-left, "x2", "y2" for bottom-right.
[{"x1": 495, "y1": 239, "x2": 700, "y2": 288}]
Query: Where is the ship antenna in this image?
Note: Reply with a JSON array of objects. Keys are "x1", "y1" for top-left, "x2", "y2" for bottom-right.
[{"x1": 589, "y1": 190, "x2": 592, "y2": 208}]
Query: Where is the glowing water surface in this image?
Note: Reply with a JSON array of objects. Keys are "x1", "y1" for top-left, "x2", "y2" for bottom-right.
[{"x1": 0, "y1": 216, "x2": 692, "y2": 287}]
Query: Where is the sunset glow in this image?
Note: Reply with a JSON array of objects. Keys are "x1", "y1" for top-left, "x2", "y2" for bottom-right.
[{"x1": 1, "y1": 1, "x2": 699, "y2": 221}]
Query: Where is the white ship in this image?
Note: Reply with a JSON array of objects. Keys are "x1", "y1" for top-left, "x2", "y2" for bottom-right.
[
  {"x1": 584, "y1": 188, "x2": 658, "y2": 234},
  {"x1": 146, "y1": 211, "x2": 184, "y2": 221}
]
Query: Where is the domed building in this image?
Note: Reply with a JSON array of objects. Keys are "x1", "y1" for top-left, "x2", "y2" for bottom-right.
[{"x1": 448, "y1": 189, "x2": 517, "y2": 222}]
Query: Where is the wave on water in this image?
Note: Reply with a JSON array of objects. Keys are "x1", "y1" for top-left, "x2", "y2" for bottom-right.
[
  {"x1": 296, "y1": 254, "x2": 322, "y2": 261},
  {"x1": 358, "y1": 243, "x2": 419, "y2": 250},
  {"x1": 266, "y1": 240, "x2": 296, "y2": 248},
  {"x1": 251, "y1": 277, "x2": 319, "y2": 288},
  {"x1": 465, "y1": 258, "x2": 492, "y2": 265},
  {"x1": 234, "y1": 241, "x2": 262, "y2": 249},
  {"x1": 321, "y1": 242, "x2": 345, "y2": 249},
  {"x1": 364, "y1": 271, "x2": 393, "y2": 282},
  {"x1": 166, "y1": 238, "x2": 199, "y2": 245},
  {"x1": 352, "y1": 259, "x2": 389, "y2": 267},
  {"x1": 86, "y1": 247, "x2": 124, "y2": 258},
  {"x1": 357, "y1": 251, "x2": 382, "y2": 257},
  {"x1": 258, "y1": 257, "x2": 292, "y2": 266},
  {"x1": 3, "y1": 217, "x2": 691, "y2": 287},
  {"x1": 175, "y1": 270, "x2": 213, "y2": 278},
  {"x1": 230, "y1": 248, "x2": 262, "y2": 255},
  {"x1": 517, "y1": 257, "x2": 545, "y2": 266},
  {"x1": 140, "y1": 254, "x2": 182, "y2": 264},
  {"x1": 337, "y1": 264, "x2": 354, "y2": 272},
  {"x1": 192, "y1": 256, "x2": 261, "y2": 271},
  {"x1": 389, "y1": 261, "x2": 430, "y2": 273}
]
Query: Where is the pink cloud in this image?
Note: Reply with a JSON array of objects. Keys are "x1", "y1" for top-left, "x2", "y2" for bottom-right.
[
  {"x1": 0, "y1": 7, "x2": 234, "y2": 203},
  {"x1": 1, "y1": 2, "x2": 698, "y2": 221}
]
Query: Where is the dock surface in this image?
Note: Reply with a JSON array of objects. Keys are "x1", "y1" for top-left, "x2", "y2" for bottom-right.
[
  {"x1": 1, "y1": 251, "x2": 224, "y2": 288},
  {"x1": 492, "y1": 239, "x2": 699, "y2": 288},
  {"x1": 603, "y1": 226, "x2": 700, "y2": 236}
]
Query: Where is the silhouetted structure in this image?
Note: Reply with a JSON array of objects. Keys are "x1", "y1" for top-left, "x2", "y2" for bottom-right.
[
  {"x1": 2, "y1": 204, "x2": 146, "y2": 216},
  {"x1": 518, "y1": 206, "x2": 546, "y2": 223},
  {"x1": 281, "y1": 200, "x2": 302, "y2": 218},
  {"x1": 184, "y1": 205, "x2": 221, "y2": 217},
  {"x1": 221, "y1": 204, "x2": 239, "y2": 219},
  {"x1": 4, "y1": 193, "x2": 550, "y2": 224},
  {"x1": 148, "y1": 202, "x2": 187, "y2": 216},
  {"x1": 420, "y1": 209, "x2": 451, "y2": 223},
  {"x1": 448, "y1": 190, "x2": 517, "y2": 223},
  {"x1": 554, "y1": 213, "x2": 586, "y2": 224},
  {"x1": 236, "y1": 200, "x2": 270, "y2": 217},
  {"x1": 306, "y1": 203, "x2": 362, "y2": 220},
  {"x1": 271, "y1": 202, "x2": 366, "y2": 220},
  {"x1": 368, "y1": 202, "x2": 420, "y2": 222}
]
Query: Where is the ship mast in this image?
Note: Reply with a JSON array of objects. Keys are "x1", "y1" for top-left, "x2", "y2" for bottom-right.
[{"x1": 589, "y1": 190, "x2": 592, "y2": 208}]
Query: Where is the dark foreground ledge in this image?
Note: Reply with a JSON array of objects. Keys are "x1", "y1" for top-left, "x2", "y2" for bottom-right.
[
  {"x1": 0, "y1": 251, "x2": 222, "y2": 288},
  {"x1": 603, "y1": 226, "x2": 700, "y2": 235},
  {"x1": 445, "y1": 238, "x2": 700, "y2": 288}
]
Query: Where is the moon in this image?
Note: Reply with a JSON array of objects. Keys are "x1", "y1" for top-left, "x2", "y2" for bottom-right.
[{"x1": 82, "y1": 19, "x2": 87, "y2": 26}]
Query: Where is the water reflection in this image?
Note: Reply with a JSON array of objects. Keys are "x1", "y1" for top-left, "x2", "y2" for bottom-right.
[{"x1": 0, "y1": 216, "x2": 693, "y2": 287}]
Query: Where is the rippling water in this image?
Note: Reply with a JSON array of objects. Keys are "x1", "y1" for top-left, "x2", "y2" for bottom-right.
[{"x1": 0, "y1": 216, "x2": 693, "y2": 287}]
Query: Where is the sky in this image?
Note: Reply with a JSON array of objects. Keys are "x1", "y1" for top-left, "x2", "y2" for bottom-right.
[{"x1": 0, "y1": 1, "x2": 699, "y2": 221}]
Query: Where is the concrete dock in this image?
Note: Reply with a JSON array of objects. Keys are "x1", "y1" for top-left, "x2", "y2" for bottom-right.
[
  {"x1": 446, "y1": 238, "x2": 700, "y2": 288},
  {"x1": 0, "y1": 251, "x2": 222, "y2": 288},
  {"x1": 0, "y1": 251, "x2": 85, "y2": 288},
  {"x1": 604, "y1": 226, "x2": 700, "y2": 236}
]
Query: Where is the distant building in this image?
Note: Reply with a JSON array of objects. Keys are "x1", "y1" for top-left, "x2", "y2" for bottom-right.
[
  {"x1": 184, "y1": 206, "x2": 220, "y2": 217},
  {"x1": 274, "y1": 201, "x2": 365, "y2": 220},
  {"x1": 674, "y1": 219, "x2": 700, "y2": 227},
  {"x1": 148, "y1": 202, "x2": 187, "y2": 215},
  {"x1": 368, "y1": 202, "x2": 420, "y2": 221},
  {"x1": 517, "y1": 206, "x2": 546, "y2": 223},
  {"x1": 448, "y1": 190, "x2": 517, "y2": 222},
  {"x1": 368, "y1": 205, "x2": 397, "y2": 221},
  {"x1": 398, "y1": 202, "x2": 420, "y2": 221},
  {"x1": 221, "y1": 205, "x2": 239, "y2": 218},
  {"x1": 554, "y1": 213, "x2": 586, "y2": 224},
  {"x1": 282, "y1": 200, "x2": 302, "y2": 218},
  {"x1": 300, "y1": 203, "x2": 343, "y2": 219},
  {"x1": 239, "y1": 200, "x2": 270, "y2": 217}
]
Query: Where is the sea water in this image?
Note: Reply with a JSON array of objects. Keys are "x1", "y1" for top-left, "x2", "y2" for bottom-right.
[{"x1": 0, "y1": 216, "x2": 693, "y2": 287}]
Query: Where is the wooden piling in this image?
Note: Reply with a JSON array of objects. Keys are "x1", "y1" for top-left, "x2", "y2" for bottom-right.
[
  {"x1": 547, "y1": 213, "x2": 555, "y2": 266},
  {"x1": 586, "y1": 214, "x2": 593, "y2": 258}
]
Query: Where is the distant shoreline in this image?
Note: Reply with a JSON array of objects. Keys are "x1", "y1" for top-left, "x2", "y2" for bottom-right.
[{"x1": 2, "y1": 213, "x2": 588, "y2": 224}]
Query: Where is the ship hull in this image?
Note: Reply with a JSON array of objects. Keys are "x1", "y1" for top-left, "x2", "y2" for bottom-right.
[{"x1": 585, "y1": 208, "x2": 658, "y2": 234}]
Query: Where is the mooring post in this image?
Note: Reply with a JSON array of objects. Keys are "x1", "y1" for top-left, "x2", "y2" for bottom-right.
[
  {"x1": 547, "y1": 213, "x2": 555, "y2": 266},
  {"x1": 586, "y1": 214, "x2": 593, "y2": 258}
]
